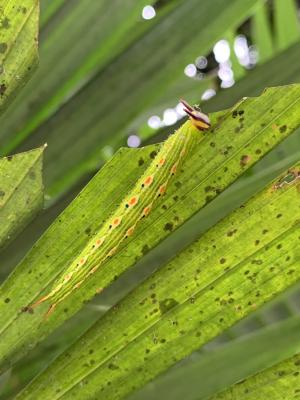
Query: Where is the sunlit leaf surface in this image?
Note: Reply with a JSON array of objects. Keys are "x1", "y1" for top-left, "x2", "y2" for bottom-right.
[
  {"x1": 212, "y1": 353, "x2": 300, "y2": 400},
  {"x1": 0, "y1": 147, "x2": 44, "y2": 252},
  {"x1": 129, "y1": 316, "x2": 300, "y2": 400},
  {"x1": 0, "y1": 0, "x2": 39, "y2": 114},
  {"x1": 15, "y1": 159, "x2": 300, "y2": 399},
  {"x1": 0, "y1": 83, "x2": 299, "y2": 380}
]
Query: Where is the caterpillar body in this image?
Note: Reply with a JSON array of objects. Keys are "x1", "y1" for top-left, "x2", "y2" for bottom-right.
[{"x1": 30, "y1": 101, "x2": 211, "y2": 316}]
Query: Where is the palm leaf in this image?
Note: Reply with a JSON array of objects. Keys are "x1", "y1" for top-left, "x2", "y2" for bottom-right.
[
  {"x1": 0, "y1": 147, "x2": 45, "y2": 253},
  {"x1": 128, "y1": 316, "x2": 300, "y2": 400},
  {"x1": 212, "y1": 353, "x2": 300, "y2": 400},
  {"x1": 14, "y1": 158, "x2": 300, "y2": 399},
  {"x1": 0, "y1": 0, "x2": 39, "y2": 114}
]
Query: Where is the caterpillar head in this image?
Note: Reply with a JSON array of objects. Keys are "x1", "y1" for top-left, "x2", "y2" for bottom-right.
[{"x1": 180, "y1": 99, "x2": 211, "y2": 131}]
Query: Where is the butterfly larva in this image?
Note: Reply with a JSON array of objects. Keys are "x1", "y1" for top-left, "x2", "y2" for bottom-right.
[{"x1": 29, "y1": 100, "x2": 211, "y2": 316}]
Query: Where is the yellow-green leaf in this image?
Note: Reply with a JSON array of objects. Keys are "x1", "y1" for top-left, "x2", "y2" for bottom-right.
[
  {"x1": 212, "y1": 353, "x2": 300, "y2": 400},
  {"x1": 0, "y1": 0, "x2": 39, "y2": 114},
  {"x1": 0, "y1": 146, "x2": 45, "y2": 252},
  {"x1": 14, "y1": 161, "x2": 300, "y2": 399}
]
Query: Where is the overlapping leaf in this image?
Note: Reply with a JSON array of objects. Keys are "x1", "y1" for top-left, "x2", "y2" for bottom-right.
[
  {"x1": 212, "y1": 353, "x2": 300, "y2": 400},
  {"x1": 0, "y1": 0, "x2": 39, "y2": 114},
  {"x1": 129, "y1": 316, "x2": 300, "y2": 400},
  {"x1": 0, "y1": 147, "x2": 45, "y2": 252}
]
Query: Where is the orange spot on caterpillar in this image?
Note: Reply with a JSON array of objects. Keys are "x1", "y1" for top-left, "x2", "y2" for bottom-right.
[
  {"x1": 143, "y1": 205, "x2": 151, "y2": 216},
  {"x1": 128, "y1": 196, "x2": 138, "y2": 206},
  {"x1": 158, "y1": 158, "x2": 165, "y2": 166},
  {"x1": 79, "y1": 256, "x2": 87, "y2": 266},
  {"x1": 158, "y1": 185, "x2": 166, "y2": 195},
  {"x1": 126, "y1": 226, "x2": 135, "y2": 237},
  {"x1": 111, "y1": 217, "x2": 122, "y2": 229},
  {"x1": 143, "y1": 176, "x2": 154, "y2": 187},
  {"x1": 64, "y1": 273, "x2": 72, "y2": 282},
  {"x1": 95, "y1": 237, "x2": 105, "y2": 249},
  {"x1": 171, "y1": 163, "x2": 178, "y2": 175},
  {"x1": 75, "y1": 280, "x2": 84, "y2": 289}
]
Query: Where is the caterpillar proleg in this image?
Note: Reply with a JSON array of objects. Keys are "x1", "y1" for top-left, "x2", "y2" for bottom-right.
[{"x1": 29, "y1": 100, "x2": 211, "y2": 316}]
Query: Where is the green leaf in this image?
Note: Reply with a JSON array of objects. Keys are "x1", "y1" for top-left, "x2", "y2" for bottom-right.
[
  {"x1": 128, "y1": 316, "x2": 300, "y2": 400},
  {"x1": 14, "y1": 159, "x2": 300, "y2": 399},
  {"x1": 40, "y1": 0, "x2": 66, "y2": 27},
  {"x1": 0, "y1": 0, "x2": 39, "y2": 114},
  {"x1": 0, "y1": 83, "x2": 299, "y2": 377},
  {"x1": 0, "y1": 146, "x2": 45, "y2": 252},
  {"x1": 0, "y1": 0, "x2": 261, "y2": 198},
  {"x1": 251, "y1": 0, "x2": 274, "y2": 63},
  {"x1": 212, "y1": 353, "x2": 300, "y2": 399},
  {"x1": 274, "y1": 0, "x2": 300, "y2": 52}
]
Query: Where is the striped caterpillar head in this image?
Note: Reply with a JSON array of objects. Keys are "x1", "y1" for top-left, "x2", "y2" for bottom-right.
[{"x1": 180, "y1": 99, "x2": 211, "y2": 131}]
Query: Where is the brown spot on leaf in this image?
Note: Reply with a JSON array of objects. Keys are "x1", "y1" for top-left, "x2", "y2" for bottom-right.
[
  {"x1": 279, "y1": 125, "x2": 287, "y2": 133},
  {"x1": 142, "y1": 244, "x2": 149, "y2": 255},
  {"x1": 0, "y1": 18, "x2": 10, "y2": 29},
  {"x1": 164, "y1": 222, "x2": 173, "y2": 232},
  {"x1": 0, "y1": 83, "x2": 7, "y2": 96},
  {"x1": 0, "y1": 43, "x2": 7, "y2": 53},
  {"x1": 240, "y1": 154, "x2": 251, "y2": 166}
]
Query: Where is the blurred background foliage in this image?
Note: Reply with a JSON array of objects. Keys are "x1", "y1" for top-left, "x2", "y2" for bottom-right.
[{"x1": 0, "y1": 0, "x2": 300, "y2": 398}]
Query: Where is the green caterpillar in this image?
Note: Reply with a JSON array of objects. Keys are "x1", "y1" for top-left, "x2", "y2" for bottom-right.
[{"x1": 30, "y1": 101, "x2": 211, "y2": 316}]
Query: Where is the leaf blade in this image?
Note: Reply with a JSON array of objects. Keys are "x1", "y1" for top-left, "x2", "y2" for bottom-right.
[
  {"x1": 212, "y1": 353, "x2": 300, "y2": 400},
  {"x1": 0, "y1": 0, "x2": 39, "y2": 114},
  {"x1": 128, "y1": 316, "x2": 300, "y2": 400},
  {"x1": 0, "y1": 146, "x2": 45, "y2": 252},
  {"x1": 15, "y1": 162, "x2": 300, "y2": 399}
]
